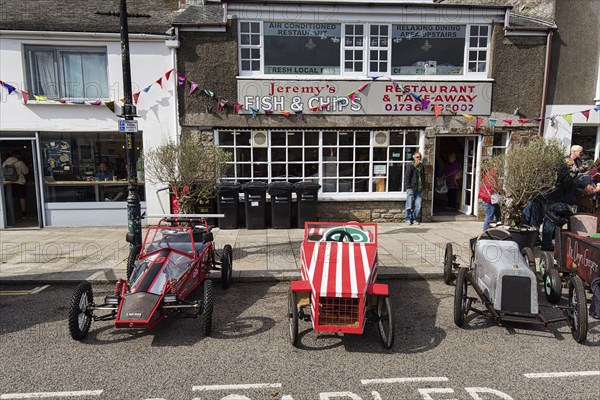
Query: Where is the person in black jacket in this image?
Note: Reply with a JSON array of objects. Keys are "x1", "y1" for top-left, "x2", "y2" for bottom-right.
[{"x1": 404, "y1": 152, "x2": 426, "y2": 225}]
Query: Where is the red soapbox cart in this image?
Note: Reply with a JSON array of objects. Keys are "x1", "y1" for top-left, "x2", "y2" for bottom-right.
[{"x1": 288, "y1": 222, "x2": 394, "y2": 349}]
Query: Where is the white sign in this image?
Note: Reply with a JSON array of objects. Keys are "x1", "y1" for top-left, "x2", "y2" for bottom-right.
[{"x1": 118, "y1": 119, "x2": 138, "y2": 133}]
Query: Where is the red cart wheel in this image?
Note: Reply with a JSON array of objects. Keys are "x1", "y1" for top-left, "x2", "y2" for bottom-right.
[
  {"x1": 568, "y1": 276, "x2": 588, "y2": 343},
  {"x1": 288, "y1": 291, "x2": 299, "y2": 347},
  {"x1": 377, "y1": 295, "x2": 394, "y2": 350}
]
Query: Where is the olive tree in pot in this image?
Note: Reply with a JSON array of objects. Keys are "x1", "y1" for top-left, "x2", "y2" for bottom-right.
[
  {"x1": 144, "y1": 139, "x2": 232, "y2": 214},
  {"x1": 481, "y1": 137, "x2": 565, "y2": 248}
]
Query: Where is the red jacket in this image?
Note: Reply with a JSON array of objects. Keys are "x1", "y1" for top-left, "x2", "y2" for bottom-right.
[{"x1": 478, "y1": 170, "x2": 498, "y2": 204}]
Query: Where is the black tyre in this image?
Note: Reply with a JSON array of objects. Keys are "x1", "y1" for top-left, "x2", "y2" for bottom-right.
[
  {"x1": 221, "y1": 244, "x2": 233, "y2": 290},
  {"x1": 521, "y1": 247, "x2": 536, "y2": 271},
  {"x1": 568, "y1": 276, "x2": 588, "y2": 343},
  {"x1": 202, "y1": 279, "x2": 214, "y2": 336},
  {"x1": 538, "y1": 251, "x2": 554, "y2": 278},
  {"x1": 454, "y1": 267, "x2": 468, "y2": 328},
  {"x1": 288, "y1": 291, "x2": 299, "y2": 347},
  {"x1": 68, "y1": 282, "x2": 94, "y2": 341},
  {"x1": 443, "y1": 243, "x2": 454, "y2": 285},
  {"x1": 377, "y1": 295, "x2": 394, "y2": 350},
  {"x1": 126, "y1": 244, "x2": 142, "y2": 282},
  {"x1": 543, "y1": 267, "x2": 562, "y2": 304}
]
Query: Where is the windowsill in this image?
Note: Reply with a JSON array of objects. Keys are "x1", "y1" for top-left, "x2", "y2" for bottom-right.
[
  {"x1": 237, "y1": 75, "x2": 494, "y2": 82},
  {"x1": 25, "y1": 99, "x2": 112, "y2": 106}
]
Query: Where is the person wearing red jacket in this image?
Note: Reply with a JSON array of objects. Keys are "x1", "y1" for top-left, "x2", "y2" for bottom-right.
[{"x1": 478, "y1": 169, "x2": 501, "y2": 230}]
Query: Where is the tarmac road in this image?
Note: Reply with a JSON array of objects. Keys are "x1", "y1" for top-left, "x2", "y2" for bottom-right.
[{"x1": 0, "y1": 280, "x2": 599, "y2": 400}]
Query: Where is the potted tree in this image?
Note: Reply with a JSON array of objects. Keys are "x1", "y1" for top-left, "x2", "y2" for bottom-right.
[
  {"x1": 144, "y1": 139, "x2": 231, "y2": 214},
  {"x1": 481, "y1": 137, "x2": 565, "y2": 248}
]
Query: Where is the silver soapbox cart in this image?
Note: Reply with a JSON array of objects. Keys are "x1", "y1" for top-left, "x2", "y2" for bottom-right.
[{"x1": 448, "y1": 228, "x2": 587, "y2": 343}]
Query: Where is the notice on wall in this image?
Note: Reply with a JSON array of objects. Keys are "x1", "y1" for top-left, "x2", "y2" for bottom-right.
[
  {"x1": 238, "y1": 80, "x2": 492, "y2": 115},
  {"x1": 43, "y1": 140, "x2": 72, "y2": 174}
]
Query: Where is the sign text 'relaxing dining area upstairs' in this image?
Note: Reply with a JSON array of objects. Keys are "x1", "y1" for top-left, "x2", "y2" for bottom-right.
[{"x1": 238, "y1": 80, "x2": 492, "y2": 115}]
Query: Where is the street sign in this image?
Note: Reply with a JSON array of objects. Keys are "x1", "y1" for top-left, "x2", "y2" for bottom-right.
[{"x1": 118, "y1": 119, "x2": 138, "y2": 133}]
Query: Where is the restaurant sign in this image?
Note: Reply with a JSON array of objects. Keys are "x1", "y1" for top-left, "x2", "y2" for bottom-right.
[{"x1": 238, "y1": 80, "x2": 492, "y2": 116}]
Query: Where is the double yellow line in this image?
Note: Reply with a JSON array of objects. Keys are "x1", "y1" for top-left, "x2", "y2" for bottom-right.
[{"x1": 0, "y1": 285, "x2": 49, "y2": 296}]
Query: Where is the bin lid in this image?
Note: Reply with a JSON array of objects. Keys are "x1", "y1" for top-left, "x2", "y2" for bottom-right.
[
  {"x1": 242, "y1": 181, "x2": 268, "y2": 191},
  {"x1": 217, "y1": 181, "x2": 241, "y2": 191},
  {"x1": 268, "y1": 181, "x2": 295, "y2": 191},
  {"x1": 294, "y1": 182, "x2": 321, "y2": 191}
]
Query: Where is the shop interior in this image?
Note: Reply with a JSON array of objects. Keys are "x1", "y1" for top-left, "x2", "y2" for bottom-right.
[{"x1": 433, "y1": 136, "x2": 466, "y2": 216}]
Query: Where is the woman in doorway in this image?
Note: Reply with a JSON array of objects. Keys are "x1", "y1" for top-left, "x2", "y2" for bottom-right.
[{"x1": 442, "y1": 153, "x2": 462, "y2": 212}]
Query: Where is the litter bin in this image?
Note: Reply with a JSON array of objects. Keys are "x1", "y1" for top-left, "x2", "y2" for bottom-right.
[
  {"x1": 217, "y1": 182, "x2": 241, "y2": 229},
  {"x1": 295, "y1": 182, "x2": 321, "y2": 228},
  {"x1": 268, "y1": 182, "x2": 294, "y2": 229},
  {"x1": 243, "y1": 181, "x2": 267, "y2": 229}
]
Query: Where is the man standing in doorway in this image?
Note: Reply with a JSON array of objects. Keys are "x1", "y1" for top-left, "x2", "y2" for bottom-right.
[
  {"x1": 2, "y1": 151, "x2": 29, "y2": 218},
  {"x1": 405, "y1": 151, "x2": 425, "y2": 225}
]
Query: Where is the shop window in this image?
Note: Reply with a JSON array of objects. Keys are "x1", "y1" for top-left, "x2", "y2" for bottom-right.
[
  {"x1": 41, "y1": 132, "x2": 144, "y2": 202},
  {"x1": 24, "y1": 46, "x2": 109, "y2": 100},
  {"x1": 492, "y1": 131, "x2": 510, "y2": 155},
  {"x1": 217, "y1": 129, "x2": 423, "y2": 194},
  {"x1": 240, "y1": 21, "x2": 490, "y2": 78}
]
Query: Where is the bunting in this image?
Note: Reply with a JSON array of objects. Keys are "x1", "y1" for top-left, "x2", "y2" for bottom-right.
[
  {"x1": 475, "y1": 117, "x2": 484, "y2": 129},
  {"x1": 489, "y1": 118, "x2": 498, "y2": 129}
]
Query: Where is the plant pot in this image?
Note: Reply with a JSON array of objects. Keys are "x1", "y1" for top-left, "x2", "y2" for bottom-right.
[{"x1": 507, "y1": 227, "x2": 538, "y2": 250}]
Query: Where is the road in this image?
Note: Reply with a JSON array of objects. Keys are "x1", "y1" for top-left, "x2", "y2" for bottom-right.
[{"x1": 0, "y1": 280, "x2": 598, "y2": 400}]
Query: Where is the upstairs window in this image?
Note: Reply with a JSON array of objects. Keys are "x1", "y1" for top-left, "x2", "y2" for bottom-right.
[
  {"x1": 24, "y1": 46, "x2": 109, "y2": 100},
  {"x1": 239, "y1": 21, "x2": 261, "y2": 73}
]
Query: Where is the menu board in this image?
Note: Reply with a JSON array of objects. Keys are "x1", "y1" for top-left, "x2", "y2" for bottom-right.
[{"x1": 43, "y1": 140, "x2": 72, "y2": 174}]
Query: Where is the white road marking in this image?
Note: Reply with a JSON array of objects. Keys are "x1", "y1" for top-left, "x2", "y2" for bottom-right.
[
  {"x1": 86, "y1": 271, "x2": 103, "y2": 281},
  {"x1": 0, "y1": 390, "x2": 103, "y2": 399},
  {"x1": 524, "y1": 371, "x2": 600, "y2": 378},
  {"x1": 29, "y1": 285, "x2": 50, "y2": 294},
  {"x1": 361, "y1": 377, "x2": 449, "y2": 385},
  {"x1": 192, "y1": 383, "x2": 282, "y2": 391}
]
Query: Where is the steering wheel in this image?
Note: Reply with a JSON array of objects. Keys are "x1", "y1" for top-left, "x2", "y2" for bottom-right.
[
  {"x1": 478, "y1": 227, "x2": 513, "y2": 242},
  {"x1": 325, "y1": 229, "x2": 354, "y2": 242}
]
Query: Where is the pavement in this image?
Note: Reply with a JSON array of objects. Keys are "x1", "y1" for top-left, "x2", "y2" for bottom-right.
[{"x1": 0, "y1": 221, "x2": 485, "y2": 284}]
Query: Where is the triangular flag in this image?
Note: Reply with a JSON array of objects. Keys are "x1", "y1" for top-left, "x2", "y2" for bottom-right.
[
  {"x1": 71, "y1": 100, "x2": 85, "y2": 104},
  {"x1": 189, "y1": 82, "x2": 199, "y2": 95},
  {"x1": 217, "y1": 97, "x2": 228, "y2": 111},
  {"x1": 104, "y1": 101, "x2": 115, "y2": 112},
  {"x1": 21, "y1": 90, "x2": 29, "y2": 105},
  {"x1": 233, "y1": 102, "x2": 243, "y2": 114},
  {"x1": 165, "y1": 69, "x2": 174, "y2": 81},
  {"x1": 203, "y1": 89, "x2": 214, "y2": 98},
  {"x1": 119, "y1": 97, "x2": 125, "y2": 103},
  {"x1": 143, "y1": 85, "x2": 152, "y2": 93},
  {"x1": 501, "y1": 119, "x2": 513, "y2": 125},
  {"x1": 462, "y1": 114, "x2": 474, "y2": 121},
  {"x1": 400, "y1": 85, "x2": 409, "y2": 93},
  {"x1": 348, "y1": 92, "x2": 356, "y2": 102},
  {"x1": 368, "y1": 76, "x2": 380, "y2": 81},
  {"x1": 58, "y1": 98, "x2": 66, "y2": 103},
  {"x1": 595, "y1": 106, "x2": 600, "y2": 112},
  {"x1": 390, "y1": 79, "x2": 398, "y2": 90},
  {"x1": 1, "y1": 81, "x2": 16, "y2": 94},
  {"x1": 358, "y1": 83, "x2": 369, "y2": 92},
  {"x1": 90, "y1": 100, "x2": 102, "y2": 106},
  {"x1": 518, "y1": 118, "x2": 529, "y2": 124},
  {"x1": 434, "y1": 105, "x2": 443, "y2": 117},
  {"x1": 264, "y1": 109, "x2": 274, "y2": 115},
  {"x1": 309, "y1": 105, "x2": 319, "y2": 112},
  {"x1": 335, "y1": 97, "x2": 346, "y2": 104},
  {"x1": 281, "y1": 111, "x2": 291, "y2": 117},
  {"x1": 177, "y1": 73, "x2": 186, "y2": 86},
  {"x1": 295, "y1": 110, "x2": 304, "y2": 120},
  {"x1": 581, "y1": 110, "x2": 590, "y2": 121},
  {"x1": 449, "y1": 110, "x2": 457, "y2": 116},
  {"x1": 420, "y1": 100, "x2": 430, "y2": 110},
  {"x1": 250, "y1": 107, "x2": 259, "y2": 118},
  {"x1": 155, "y1": 77, "x2": 163, "y2": 88},
  {"x1": 409, "y1": 92, "x2": 421, "y2": 102},
  {"x1": 34, "y1": 95, "x2": 48, "y2": 101},
  {"x1": 319, "y1": 102, "x2": 330, "y2": 110},
  {"x1": 133, "y1": 92, "x2": 140, "y2": 104},
  {"x1": 489, "y1": 118, "x2": 497, "y2": 129},
  {"x1": 562, "y1": 113, "x2": 572, "y2": 125},
  {"x1": 475, "y1": 117, "x2": 484, "y2": 129}
]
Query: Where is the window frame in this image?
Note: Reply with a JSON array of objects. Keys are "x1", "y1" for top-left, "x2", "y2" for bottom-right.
[
  {"x1": 238, "y1": 21, "x2": 263, "y2": 76},
  {"x1": 24, "y1": 45, "x2": 109, "y2": 100},
  {"x1": 466, "y1": 24, "x2": 491, "y2": 76}
]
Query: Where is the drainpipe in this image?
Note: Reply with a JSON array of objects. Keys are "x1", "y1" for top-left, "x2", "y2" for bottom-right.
[
  {"x1": 538, "y1": 29, "x2": 554, "y2": 137},
  {"x1": 166, "y1": 27, "x2": 181, "y2": 145}
]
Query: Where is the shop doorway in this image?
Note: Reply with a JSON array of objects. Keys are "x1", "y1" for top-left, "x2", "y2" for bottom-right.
[
  {"x1": 0, "y1": 138, "x2": 42, "y2": 228},
  {"x1": 433, "y1": 136, "x2": 479, "y2": 216}
]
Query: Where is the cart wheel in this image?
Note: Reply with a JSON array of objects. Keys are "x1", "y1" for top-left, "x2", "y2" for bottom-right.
[
  {"x1": 221, "y1": 244, "x2": 233, "y2": 290},
  {"x1": 68, "y1": 282, "x2": 94, "y2": 341},
  {"x1": 126, "y1": 244, "x2": 142, "y2": 282},
  {"x1": 568, "y1": 276, "x2": 588, "y2": 343},
  {"x1": 454, "y1": 267, "x2": 468, "y2": 328},
  {"x1": 377, "y1": 295, "x2": 394, "y2": 350},
  {"x1": 538, "y1": 251, "x2": 554, "y2": 278},
  {"x1": 202, "y1": 279, "x2": 214, "y2": 337},
  {"x1": 288, "y1": 291, "x2": 299, "y2": 347},
  {"x1": 521, "y1": 247, "x2": 536, "y2": 271},
  {"x1": 443, "y1": 243, "x2": 455, "y2": 285},
  {"x1": 543, "y1": 267, "x2": 562, "y2": 304}
]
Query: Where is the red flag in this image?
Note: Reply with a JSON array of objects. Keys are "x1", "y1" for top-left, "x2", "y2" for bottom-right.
[
  {"x1": 518, "y1": 118, "x2": 529, "y2": 124},
  {"x1": 319, "y1": 102, "x2": 330, "y2": 110},
  {"x1": 309, "y1": 105, "x2": 318, "y2": 112},
  {"x1": 475, "y1": 117, "x2": 484, "y2": 129},
  {"x1": 155, "y1": 77, "x2": 163, "y2": 88},
  {"x1": 21, "y1": 90, "x2": 29, "y2": 104},
  {"x1": 233, "y1": 103, "x2": 243, "y2": 114},
  {"x1": 358, "y1": 83, "x2": 369, "y2": 92},
  {"x1": 581, "y1": 109, "x2": 590, "y2": 121},
  {"x1": 281, "y1": 111, "x2": 291, "y2": 117},
  {"x1": 434, "y1": 105, "x2": 443, "y2": 117},
  {"x1": 133, "y1": 92, "x2": 140, "y2": 104},
  {"x1": 501, "y1": 119, "x2": 513, "y2": 125},
  {"x1": 165, "y1": 69, "x2": 174, "y2": 81}
]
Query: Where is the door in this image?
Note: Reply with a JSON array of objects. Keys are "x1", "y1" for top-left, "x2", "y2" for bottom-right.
[{"x1": 460, "y1": 137, "x2": 477, "y2": 214}]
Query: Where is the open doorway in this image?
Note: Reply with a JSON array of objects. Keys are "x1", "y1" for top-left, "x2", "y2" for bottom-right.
[{"x1": 1, "y1": 139, "x2": 41, "y2": 228}]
